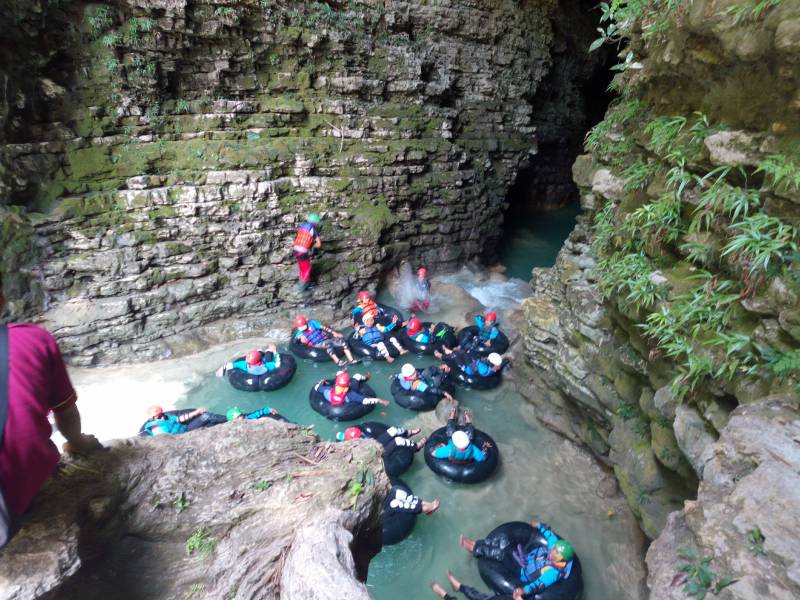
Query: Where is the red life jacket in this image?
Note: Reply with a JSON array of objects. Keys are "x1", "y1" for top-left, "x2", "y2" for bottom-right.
[
  {"x1": 330, "y1": 385, "x2": 349, "y2": 405},
  {"x1": 294, "y1": 224, "x2": 315, "y2": 251}
]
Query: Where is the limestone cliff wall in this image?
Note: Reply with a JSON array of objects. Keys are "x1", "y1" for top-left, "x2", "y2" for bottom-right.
[
  {"x1": 517, "y1": 1, "x2": 800, "y2": 596},
  {"x1": 0, "y1": 0, "x2": 561, "y2": 365}
]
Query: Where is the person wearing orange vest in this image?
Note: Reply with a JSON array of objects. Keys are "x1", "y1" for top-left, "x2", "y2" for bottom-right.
[
  {"x1": 351, "y1": 290, "x2": 384, "y2": 325},
  {"x1": 315, "y1": 371, "x2": 390, "y2": 407},
  {"x1": 293, "y1": 213, "x2": 322, "y2": 291}
]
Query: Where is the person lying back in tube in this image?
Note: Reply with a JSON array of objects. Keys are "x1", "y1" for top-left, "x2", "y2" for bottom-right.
[
  {"x1": 293, "y1": 314, "x2": 356, "y2": 366},
  {"x1": 430, "y1": 406, "x2": 492, "y2": 464},
  {"x1": 226, "y1": 405, "x2": 283, "y2": 422},
  {"x1": 460, "y1": 522, "x2": 576, "y2": 599},
  {"x1": 336, "y1": 424, "x2": 427, "y2": 453},
  {"x1": 462, "y1": 311, "x2": 501, "y2": 353},
  {"x1": 141, "y1": 405, "x2": 223, "y2": 436},
  {"x1": 355, "y1": 313, "x2": 408, "y2": 362},
  {"x1": 314, "y1": 371, "x2": 389, "y2": 407},
  {"x1": 435, "y1": 348, "x2": 508, "y2": 377},
  {"x1": 215, "y1": 345, "x2": 281, "y2": 377},
  {"x1": 398, "y1": 362, "x2": 454, "y2": 401}
]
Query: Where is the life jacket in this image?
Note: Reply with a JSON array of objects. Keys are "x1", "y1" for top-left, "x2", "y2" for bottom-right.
[
  {"x1": 479, "y1": 321, "x2": 498, "y2": 343},
  {"x1": 298, "y1": 321, "x2": 327, "y2": 346},
  {"x1": 521, "y1": 546, "x2": 572, "y2": 588},
  {"x1": 143, "y1": 415, "x2": 186, "y2": 436},
  {"x1": 293, "y1": 223, "x2": 316, "y2": 253},
  {"x1": 358, "y1": 299, "x2": 380, "y2": 322},
  {"x1": 359, "y1": 325, "x2": 384, "y2": 346},
  {"x1": 330, "y1": 385, "x2": 349, "y2": 406},
  {"x1": 399, "y1": 375, "x2": 422, "y2": 391}
]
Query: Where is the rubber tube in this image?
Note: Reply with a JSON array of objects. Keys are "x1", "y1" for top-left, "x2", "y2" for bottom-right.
[
  {"x1": 457, "y1": 326, "x2": 510, "y2": 356},
  {"x1": 444, "y1": 358, "x2": 502, "y2": 390},
  {"x1": 360, "y1": 421, "x2": 415, "y2": 477},
  {"x1": 382, "y1": 479, "x2": 418, "y2": 546},
  {"x1": 348, "y1": 330, "x2": 401, "y2": 361},
  {"x1": 423, "y1": 426, "x2": 499, "y2": 484},
  {"x1": 308, "y1": 379, "x2": 378, "y2": 421},
  {"x1": 226, "y1": 353, "x2": 297, "y2": 392},
  {"x1": 138, "y1": 409, "x2": 225, "y2": 435},
  {"x1": 290, "y1": 335, "x2": 350, "y2": 362},
  {"x1": 390, "y1": 375, "x2": 454, "y2": 411},
  {"x1": 477, "y1": 522, "x2": 584, "y2": 600}
]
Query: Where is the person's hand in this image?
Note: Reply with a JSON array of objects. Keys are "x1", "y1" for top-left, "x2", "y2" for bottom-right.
[
  {"x1": 269, "y1": 407, "x2": 279, "y2": 415},
  {"x1": 379, "y1": 399, "x2": 390, "y2": 406},
  {"x1": 513, "y1": 588, "x2": 526, "y2": 600},
  {"x1": 484, "y1": 340, "x2": 492, "y2": 347},
  {"x1": 62, "y1": 433, "x2": 102, "y2": 455},
  {"x1": 482, "y1": 441, "x2": 493, "y2": 450},
  {"x1": 268, "y1": 343, "x2": 278, "y2": 352},
  {"x1": 392, "y1": 314, "x2": 399, "y2": 323}
]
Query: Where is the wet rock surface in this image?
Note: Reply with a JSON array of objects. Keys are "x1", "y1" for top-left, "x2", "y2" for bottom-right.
[{"x1": 0, "y1": 419, "x2": 389, "y2": 600}]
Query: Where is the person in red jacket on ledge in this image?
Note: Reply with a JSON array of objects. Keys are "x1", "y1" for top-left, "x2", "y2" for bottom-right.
[
  {"x1": 0, "y1": 272, "x2": 101, "y2": 547},
  {"x1": 293, "y1": 213, "x2": 322, "y2": 292}
]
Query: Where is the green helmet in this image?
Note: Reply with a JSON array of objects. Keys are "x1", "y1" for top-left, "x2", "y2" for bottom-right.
[
  {"x1": 226, "y1": 407, "x2": 244, "y2": 421},
  {"x1": 553, "y1": 540, "x2": 574, "y2": 561},
  {"x1": 308, "y1": 213, "x2": 321, "y2": 224}
]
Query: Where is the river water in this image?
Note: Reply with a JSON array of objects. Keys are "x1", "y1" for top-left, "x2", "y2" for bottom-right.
[{"x1": 63, "y1": 205, "x2": 646, "y2": 599}]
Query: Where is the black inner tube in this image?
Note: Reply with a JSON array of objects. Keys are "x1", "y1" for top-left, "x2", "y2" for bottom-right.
[
  {"x1": 360, "y1": 421, "x2": 415, "y2": 477},
  {"x1": 308, "y1": 379, "x2": 378, "y2": 422},
  {"x1": 290, "y1": 334, "x2": 348, "y2": 362},
  {"x1": 444, "y1": 357, "x2": 502, "y2": 390},
  {"x1": 382, "y1": 478, "x2": 419, "y2": 546},
  {"x1": 477, "y1": 522, "x2": 584, "y2": 600},
  {"x1": 348, "y1": 330, "x2": 401, "y2": 361},
  {"x1": 138, "y1": 409, "x2": 225, "y2": 436},
  {"x1": 457, "y1": 325, "x2": 510, "y2": 356},
  {"x1": 423, "y1": 426, "x2": 499, "y2": 484},
  {"x1": 390, "y1": 376, "x2": 451, "y2": 411},
  {"x1": 226, "y1": 353, "x2": 297, "y2": 392}
]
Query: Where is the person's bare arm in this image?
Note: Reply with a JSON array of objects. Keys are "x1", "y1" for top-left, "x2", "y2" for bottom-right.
[
  {"x1": 314, "y1": 237, "x2": 322, "y2": 249},
  {"x1": 54, "y1": 404, "x2": 101, "y2": 454}
]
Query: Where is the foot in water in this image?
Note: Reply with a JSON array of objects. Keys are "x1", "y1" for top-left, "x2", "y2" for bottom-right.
[
  {"x1": 459, "y1": 534, "x2": 476, "y2": 553},
  {"x1": 430, "y1": 582, "x2": 448, "y2": 599},
  {"x1": 447, "y1": 571, "x2": 462, "y2": 592},
  {"x1": 422, "y1": 498, "x2": 441, "y2": 515},
  {"x1": 415, "y1": 436, "x2": 427, "y2": 450}
]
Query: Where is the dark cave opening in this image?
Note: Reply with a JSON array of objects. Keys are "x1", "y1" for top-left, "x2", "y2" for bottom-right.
[{"x1": 494, "y1": 0, "x2": 618, "y2": 277}]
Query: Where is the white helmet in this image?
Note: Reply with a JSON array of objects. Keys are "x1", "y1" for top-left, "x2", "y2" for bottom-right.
[
  {"x1": 401, "y1": 363, "x2": 416, "y2": 378},
  {"x1": 452, "y1": 430, "x2": 470, "y2": 450},
  {"x1": 488, "y1": 352, "x2": 502, "y2": 366}
]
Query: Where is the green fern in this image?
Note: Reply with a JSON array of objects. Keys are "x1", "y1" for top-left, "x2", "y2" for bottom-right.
[
  {"x1": 755, "y1": 153, "x2": 800, "y2": 192},
  {"x1": 721, "y1": 0, "x2": 782, "y2": 24},
  {"x1": 723, "y1": 213, "x2": 798, "y2": 275}
]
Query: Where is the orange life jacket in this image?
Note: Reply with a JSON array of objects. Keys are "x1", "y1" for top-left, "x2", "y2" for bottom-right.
[{"x1": 359, "y1": 299, "x2": 379, "y2": 321}]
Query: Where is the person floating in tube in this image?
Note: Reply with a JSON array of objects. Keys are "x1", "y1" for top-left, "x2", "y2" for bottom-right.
[
  {"x1": 430, "y1": 405, "x2": 492, "y2": 463},
  {"x1": 293, "y1": 315, "x2": 356, "y2": 366},
  {"x1": 293, "y1": 212, "x2": 322, "y2": 292},
  {"x1": 354, "y1": 313, "x2": 408, "y2": 363},
  {"x1": 411, "y1": 266, "x2": 432, "y2": 312},
  {"x1": 387, "y1": 485, "x2": 441, "y2": 516},
  {"x1": 141, "y1": 405, "x2": 224, "y2": 436},
  {"x1": 459, "y1": 521, "x2": 576, "y2": 599},
  {"x1": 351, "y1": 290, "x2": 385, "y2": 325},
  {"x1": 336, "y1": 424, "x2": 427, "y2": 453},
  {"x1": 431, "y1": 572, "x2": 511, "y2": 600},
  {"x1": 435, "y1": 347, "x2": 508, "y2": 378},
  {"x1": 215, "y1": 345, "x2": 281, "y2": 377},
  {"x1": 462, "y1": 311, "x2": 501, "y2": 354},
  {"x1": 315, "y1": 371, "x2": 390, "y2": 407},
  {"x1": 398, "y1": 362, "x2": 454, "y2": 401}
]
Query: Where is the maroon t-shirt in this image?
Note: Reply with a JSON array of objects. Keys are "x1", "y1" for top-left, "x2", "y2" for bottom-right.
[{"x1": 0, "y1": 324, "x2": 76, "y2": 515}]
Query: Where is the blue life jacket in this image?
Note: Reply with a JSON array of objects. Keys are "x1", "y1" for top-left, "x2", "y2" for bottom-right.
[
  {"x1": 463, "y1": 358, "x2": 493, "y2": 377},
  {"x1": 408, "y1": 330, "x2": 430, "y2": 343},
  {"x1": 519, "y1": 525, "x2": 573, "y2": 594},
  {"x1": 298, "y1": 320, "x2": 328, "y2": 346},
  {"x1": 432, "y1": 440, "x2": 486, "y2": 463},
  {"x1": 143, "y1": 414, "x2": 186, "y2": 436},
  {"x1": 475, "y1": 315, "x2": 499, "y2": 343},
  {"x1": 246, "y1": 407, "x2": 273, "y2": 419},
  {"x1": 359, "y1": 325, "x2": 384, "y2": 346}
]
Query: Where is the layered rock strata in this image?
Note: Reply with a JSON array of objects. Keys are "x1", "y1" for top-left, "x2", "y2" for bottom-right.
[
  {"x1": 0, "y1": 0, "x2": 570, "y2": 365},
  {"x1": 0, "y1": 418, "x2": 389, "y2": 600}
]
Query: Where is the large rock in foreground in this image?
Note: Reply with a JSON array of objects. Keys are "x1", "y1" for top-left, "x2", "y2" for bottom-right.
[
  {"x1": 646, "y1": 398, "x2": 800, "y2": 600},
  {"x1": 0, "y1": 419, "x2": 389, "y2": 600}
]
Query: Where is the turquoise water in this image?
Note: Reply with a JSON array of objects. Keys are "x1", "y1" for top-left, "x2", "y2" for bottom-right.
[
  {"x1": 498, "y1": 203, "x2": 582, "y2": 280},
  {"x1": 177, "y1": 282, "x2": 643, "y2": 600}
]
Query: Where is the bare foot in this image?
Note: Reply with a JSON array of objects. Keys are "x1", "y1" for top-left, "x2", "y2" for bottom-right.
[
  {"x1": 386, "y1": 355, "x2": 395, "y2": 363},
  {"x1": 415, "y1": 436, "x2": 428, "y2": 450},
  {"x1": 398, "y1": 348, "x2": 409, "y2": 355},
  {"x1": 447, "y1": 571, "x2": 462, "y2": 592},
  {"x1": 430, "y1": 582, "x2": 447, "y2": 599},
  {"x1": 460, "y1": 534, "x2": 475, "y2": 553},
  {"x1": 434, "y1": 350, "x2": 443, "y2": 359},
  {"x1": 464, "y1": 410, "x2": 473, "y2": 424},
  {"x1": 408, "y1": 428, "x2": 421, "y2": 436},
  {"x1": 422, "y1": 498, "x2": 441, "y2": 515}
]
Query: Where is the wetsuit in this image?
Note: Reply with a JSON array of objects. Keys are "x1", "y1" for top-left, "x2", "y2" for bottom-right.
[
  {"x1": 231, "y1": 352, "x2": 280, "y2": 376},
  {"x1": 445, "y1": 416, "x2": 474, "y2": 441},
  {"x1": 432, "y1": 436, "x2": 486, "y2": 463},
  {"x1": 472, "y1": 523, "x2": 573, "y2": 596},
  {"x1": 451, "y1": 351, "x2": 496, "y2": 377},
  {"x1": 361, "y1": 426, "x2": 416, "y2": 453},
  {"x1": 399, "y1": 366, "x2": 448, "y2": 394},
  {"x1": 143, "y1": 412, "x2": 226, "y2": 435},
  {"x1": 463, "y1": 316, "x2": 500, "y2": 353},
  {"x1": 384, "y1": 486, "x2": 423, "y2": 515}
]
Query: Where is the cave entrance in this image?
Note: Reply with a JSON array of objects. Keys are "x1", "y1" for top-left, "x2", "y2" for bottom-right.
[{"x1": 497, "y1": 0, "x2": 617, "y2": 280}]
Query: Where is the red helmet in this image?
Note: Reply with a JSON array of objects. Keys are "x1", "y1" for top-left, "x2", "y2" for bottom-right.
[
  {"x1": 335, "y1": 371, "x2": 351, "y2": 387},
  {"x1": 407, "y1": 318, "x2": 422, "y2": 334},
  {"x1": 357, "y1": 291, "x2": 371, "y2": 302},
  {"x1": 294, "y1": 315, "x2": 308, "y2": 328},
  {"x1": 486, "y1": 311, "x2": 497, "y2": 322},
  {"x1": 246, "y1": 350, "x2": 263, "y2": 366},
  {"x1": 344, "y1": 426, "x2": 363, "y2": 440},
  {"x1": 417, "y1": 267, "x2": 427, "y2": 277}
]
